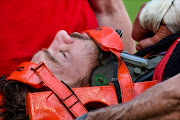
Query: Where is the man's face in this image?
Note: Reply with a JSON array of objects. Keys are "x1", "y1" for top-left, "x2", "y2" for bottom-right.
[{"x1": 31, "y1": 30, "x2": 100, "y2": 87}]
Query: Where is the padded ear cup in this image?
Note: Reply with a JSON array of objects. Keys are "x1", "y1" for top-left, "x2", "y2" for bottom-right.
[
  {"x1": 91, "y1": 60, "x2": 118, "y2": 86},
  {"x1": 91, "y1": 62, "x2": 113, "y2": 86}
]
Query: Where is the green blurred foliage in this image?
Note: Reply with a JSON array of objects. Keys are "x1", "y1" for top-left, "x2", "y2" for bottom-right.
[{"x1": 123, "y1": 0, "x2": 150, "y2": 22}]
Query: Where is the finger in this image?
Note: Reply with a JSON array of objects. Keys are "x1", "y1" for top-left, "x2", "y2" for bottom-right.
[
  {"x1": 136, "y1": 38, "x2": 154, "y2": 51},
  {"x1": 136, "y1": 25, "x2": 172, "y2": 51},
  {"x1": 150, "y1": 25, "x2": 172, "y2": 44}
]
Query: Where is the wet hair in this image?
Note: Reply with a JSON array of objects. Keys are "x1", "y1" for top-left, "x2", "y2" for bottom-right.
[{"x1": 0, "y1": 76, "x2": 35, "y2": 120}]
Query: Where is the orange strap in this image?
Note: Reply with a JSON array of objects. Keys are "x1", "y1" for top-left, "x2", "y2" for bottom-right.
[
  {"x1": 31, "y1": 62, "x2": 88, "y2": 118},
  {"x1": 84, "y1": 26, "x2": 123, "y2": 58},
  {"x1": 84, "y1": 27, "x2": 134, "y2": 103},
  {"x1": 118, "y1": 59, "x2": 134, "y2": 103},
  {"x1": 7, "y1": 62, "x2": 43, "y2": 88}
]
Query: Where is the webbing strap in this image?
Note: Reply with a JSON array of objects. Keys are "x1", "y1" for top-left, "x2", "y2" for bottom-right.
[
  {"x1": 84, "y1": 27, "x2": 134, "y2": 103},
  {"x1": 117, "y1": 59, "x2": 134, "y2": 103},
  {"x1": 32, "y1": 62, "x2": 87, "y2": 118}
]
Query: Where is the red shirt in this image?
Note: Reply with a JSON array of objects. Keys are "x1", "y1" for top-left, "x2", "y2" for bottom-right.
[{"x1": 0, "y1": 0, "x2": 98, "y2": 76}]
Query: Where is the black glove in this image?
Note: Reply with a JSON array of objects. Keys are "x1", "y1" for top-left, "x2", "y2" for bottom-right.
[{"x1": 75, "y1": 113, "x2": 88, "y2": 120}]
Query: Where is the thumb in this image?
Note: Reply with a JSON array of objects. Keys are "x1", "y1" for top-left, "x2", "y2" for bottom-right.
[{"x1": 136, "y1": 37, "x2": 154, "y2": 51}]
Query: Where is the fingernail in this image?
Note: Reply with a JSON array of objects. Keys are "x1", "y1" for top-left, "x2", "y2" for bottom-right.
[{"x1": 136, "y1": 45, "x2": 142, "y2": 51}]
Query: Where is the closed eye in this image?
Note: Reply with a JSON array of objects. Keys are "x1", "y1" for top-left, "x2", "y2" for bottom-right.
[{"x1": 59, "y1": 50, "x2": 66, "y2": 58}]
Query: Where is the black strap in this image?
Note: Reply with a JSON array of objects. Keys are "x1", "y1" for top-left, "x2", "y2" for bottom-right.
[
  {"x1": 164, "y1": 40, "x2": 180, "y2": 80},
  {"x1": 135, "y1": 32, "x2": 180, "y2": 57}
]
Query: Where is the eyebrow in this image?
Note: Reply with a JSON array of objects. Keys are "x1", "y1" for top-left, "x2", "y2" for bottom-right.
[
  {"x1": 69, "y1": 33, "x2": 91, "y2": 40},
  {"x1": 42, "y1": 49, "x2": 59, "y2": 64}
]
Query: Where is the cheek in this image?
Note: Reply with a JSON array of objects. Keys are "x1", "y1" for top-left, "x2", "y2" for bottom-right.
[
  {"x1": 82, "y1": 43, "x2": 99, "y2": 62},
  {"x1": 71, "y1": 46, "x2": 98, "y2": 73}
]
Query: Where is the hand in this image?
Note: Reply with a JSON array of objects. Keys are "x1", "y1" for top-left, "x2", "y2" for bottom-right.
[
  {"x1": 136, "y1": 24, "x2": 172, "y2": 51},
  {"x1": 132, "y1": 4, "x2": 172, "y2": 51}
]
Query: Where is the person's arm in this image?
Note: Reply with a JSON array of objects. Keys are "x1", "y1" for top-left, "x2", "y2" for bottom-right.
[
  {"x1": 85, "y1": 73, "x2": 180, "y2": 120},
  {"x1": 89, "y1": 0, "x2": 136, "y2": 54}
]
